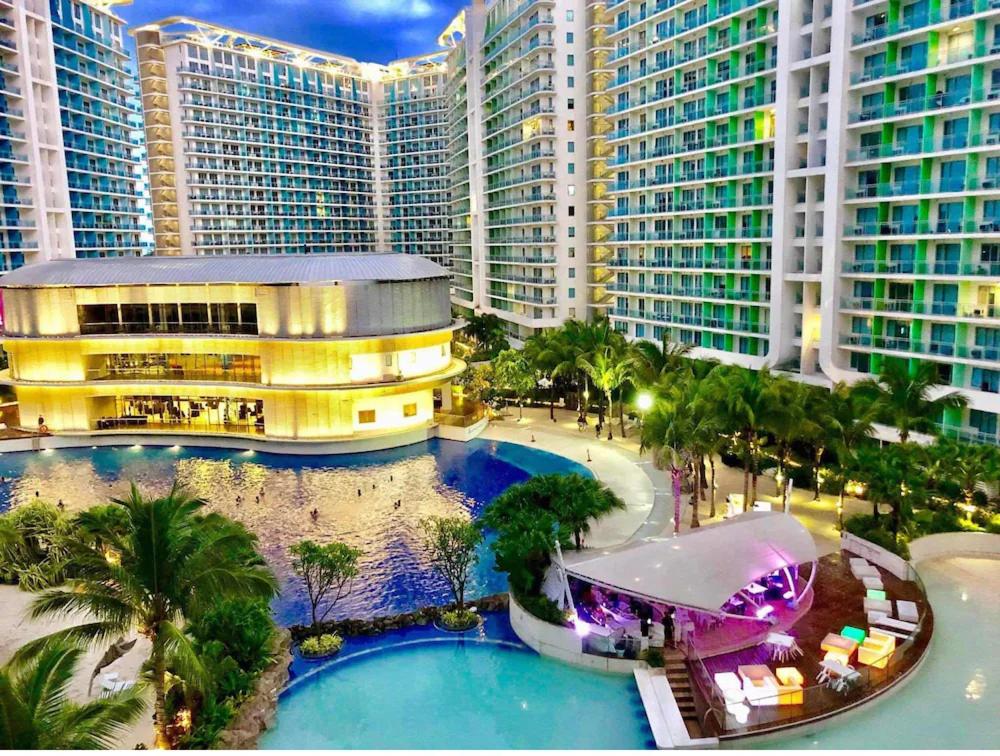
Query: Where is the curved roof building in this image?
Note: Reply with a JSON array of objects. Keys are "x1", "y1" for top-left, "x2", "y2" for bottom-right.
[{"x1": 0, "y1": 254, "x2": 466, "y2": 449}]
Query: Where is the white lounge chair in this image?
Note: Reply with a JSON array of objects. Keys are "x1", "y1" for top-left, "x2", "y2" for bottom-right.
[
  {"x1": 863, "y1": 597, "x2": 892, "y2": 614},
  {"x1": 897, "y1": 600, "x2": 919, "y2": 623},
  {"x1": 862, "y1": 576, "x2": 884, "y2": 591}
]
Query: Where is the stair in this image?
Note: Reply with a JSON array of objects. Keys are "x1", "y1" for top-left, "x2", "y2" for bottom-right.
[{"x1": 662, "y1": 650, "x2": 703, "y2": 738}]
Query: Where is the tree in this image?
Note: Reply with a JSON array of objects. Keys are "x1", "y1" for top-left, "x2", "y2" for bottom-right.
[
  {"x1": 931, "y1": 437, "x2": 1000, "y2": 510},
  {"x1": 761, "y1": 377, "x2": 817, "y2": 502},
  {"x1": 826, "y1": 382, "x2": 877, "y2": 522},
  {"x1": 21, "y1": 484, "x2": 277, "y2": 750},
  {"x1": 481, "y1": 473, "x2": 624, "y2": 593},
  {"x1": 850, "y1": 443, "x2": 926, "y2": 538},
  {"x1": 708, "y1": 366, "x2": 778, "y2": 509},
  {"x1": 630, "y1": 338, "x2": 692, "y2": 387},
  {"x1": 0, "y1": 640, "x2": 146, "y2": 749},
  {"x1": 462, "y1": 313, "x2": 509, "y2": 358},
  {"x1": 493, "y1": 348, "x2": 536, "y2": 420},
  {"x1": 523, "y1": 329, "x2": 574, "y2": 421},
  {"x1": 289, "y1": 540, "x2": 362, "y2": 632},
  {"x1": 456, "y1": 363, "x2": 495, "y2": 407},
  {"x1": 856, "y1": 360, "x2": 967, "y2": 442},
  {"x1": 577, "y1": 347, "x2": 634, "y2": 438},
  {"x1": 0, "y1": 500, "x2": 74, "y2": 590},
  {"x1": 419, "y1": 516, "x2": 483, "y2": 609}
]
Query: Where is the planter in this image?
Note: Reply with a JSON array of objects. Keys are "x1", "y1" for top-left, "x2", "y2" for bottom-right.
[
  {"x1": 434, "y1": 608, "x2": 483, "y2": 633},
  {"x1": 297, "y1": 633, "x2": 345, "y2": 660}
]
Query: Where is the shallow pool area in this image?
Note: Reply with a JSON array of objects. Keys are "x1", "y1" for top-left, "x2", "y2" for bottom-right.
[
  {"x1": 763, "y1": 556, "x2": 1000, "y2": 749},
  {"x1": 263, "y1": 631, "x2": 654, "y2": 750},
  {"x1": 0, "y1": 438, "x2": 588, "y2": 625}
]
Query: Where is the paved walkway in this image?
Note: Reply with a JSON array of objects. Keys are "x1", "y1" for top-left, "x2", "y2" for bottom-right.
[{"x1": 481, "y1": 405, "x2": 871, "y2": 555}]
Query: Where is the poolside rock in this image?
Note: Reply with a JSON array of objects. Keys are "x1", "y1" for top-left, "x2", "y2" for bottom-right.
[{"x1": 216, "y1": 629, "x2": 292, "y2": 750}]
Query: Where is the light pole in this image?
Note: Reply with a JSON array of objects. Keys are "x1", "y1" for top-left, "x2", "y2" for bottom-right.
[{"x1": 636, "y1": 391, "x2": 653, "y2": 431}]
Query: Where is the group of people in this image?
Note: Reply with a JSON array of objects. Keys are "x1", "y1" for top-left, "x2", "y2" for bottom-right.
[{"x1": 575, "y1": 583, "x2": 678, "y2": 648}]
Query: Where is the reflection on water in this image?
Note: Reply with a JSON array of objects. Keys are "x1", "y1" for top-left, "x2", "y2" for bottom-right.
[{"x1": 0, "y1": 439, "x2": 587, "y2": 625}]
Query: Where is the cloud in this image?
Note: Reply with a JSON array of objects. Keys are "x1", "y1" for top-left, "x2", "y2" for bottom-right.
[{"x1": 334, "y1": 0, "x2": 438, "y2": 21}]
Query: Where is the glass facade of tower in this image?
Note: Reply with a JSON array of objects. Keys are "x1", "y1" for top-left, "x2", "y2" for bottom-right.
[
  {"x1": 840, "y1": 0, "x2": 1000, "y2": 441},
  {"x1": 446, "y1": 36, "x2": 475, "y2": 305},
  {"x1": 51, "y1": 0, "x2": 142, "y2": 257},
  {"x1": 594, "y1": 0, "x2": 778, "y2": 355},
  {"x1": 0, "y1": 4, "x2": 29, "y2": 272},
  {"x1": 381, "y1": 68, "x2": 450, "y2": 266},
  {"x1": 177, "y1": 46, "x2": 376, "y2": 254}
]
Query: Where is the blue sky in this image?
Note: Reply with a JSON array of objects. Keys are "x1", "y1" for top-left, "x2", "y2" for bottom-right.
[{"x1": 118, "y1": 0, "x2": 467, "y2": 62}]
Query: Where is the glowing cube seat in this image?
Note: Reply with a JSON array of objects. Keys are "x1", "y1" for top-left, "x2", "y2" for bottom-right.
[
  {"x1": 738, "y1": 664, "x2": 780, "y2": 706},
  {"x1": 820, "y1": 632, "x2": 858, "y2": 666},
  {"x1": 858, "y1": 629, "x2": 896, "y2": 669},
  {"x1": 866, "y1": 588, "x2": 887, "y2": 600},
  {"x1": 840, "y1": 625, "x2": 867, "y2": 644},
  {"x1": 775, "y1": 667, "x2": 804, "y2": 705}
]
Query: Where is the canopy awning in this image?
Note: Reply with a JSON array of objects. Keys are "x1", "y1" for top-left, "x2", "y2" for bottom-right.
[{"x1": 563, "y1": 512, "x2": 817, "y2": 614}]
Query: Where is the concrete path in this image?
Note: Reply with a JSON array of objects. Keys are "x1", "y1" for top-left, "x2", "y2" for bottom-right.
[{"x1": 481, "y1": 405, "x2": 871, "y2": 554}]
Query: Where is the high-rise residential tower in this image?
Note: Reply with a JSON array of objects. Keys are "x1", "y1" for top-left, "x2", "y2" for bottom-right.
[
  {"x1": 133, "y1": 18, "x2": 380, "y2": 257},
  {"x1": 378, "y1": 54, "x2": 450, "y2": 267},
  {"x1": 0, "y1": 0, "x2": 144, "y2": 272},
  {"x1": 443, "y1": 0, "x2": 590, "y2": 341}
]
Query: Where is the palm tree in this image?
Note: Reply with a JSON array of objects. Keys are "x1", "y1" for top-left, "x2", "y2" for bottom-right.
[
  {"x1": 524, "y1": 329, "x2": 572, "y2": 421},
  {"x1": 856, "y1": 360, "x2": 967, "y2": 442},
  {"x1": 685, "y1": 388, "x2": 726, "y2": 528},
  {"x1": 22, "y1": 484, "x2": 278, "y2": 749},
  {"x1": 822, "y1": 382, "x2": 877, "y2": 520},
  {"x1": 0, "y1": 640, "x2": 146, "y2": 749},
  {"x1": 761, "y1": 377, "x2": 813, "y2": 502},
  {"x1": 630, "y1": 338, "x2": 692, "y2": 387},
  {"x1": 577, "y1": 347, "x2": 634, "y2": 439},
  {"x1": 708, "y1": 366, "x2": 777, "y2": 509},
  {"x1": 932, "y1": 437, "x2": 1000, "y2": 510},
  {"x1": 850, "y1": 443, "x2": 925, "y2": 537}
]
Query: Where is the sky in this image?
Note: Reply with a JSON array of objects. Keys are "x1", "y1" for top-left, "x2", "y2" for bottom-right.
[{"x1": 117, "y1": 0, "x2": 468, "y2": 63}]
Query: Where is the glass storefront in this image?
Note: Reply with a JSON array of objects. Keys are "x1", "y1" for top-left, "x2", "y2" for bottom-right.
[
  {"x1": 92, "y1": 395, "x2": 265, "y2": 435},
  {"x1": 84, "y1": 353, "x2": 261, "y2": 384}
]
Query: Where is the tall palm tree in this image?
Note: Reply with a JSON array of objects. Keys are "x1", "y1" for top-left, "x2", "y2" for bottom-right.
[
  {"x1": 630, "y1": 338, "x2": 692, "y2": 387},
  {"x1": 850, "y1": 443, "x2": 925, "y2": 537},
  {"x1": 22, "y1": 484, "x2": 277, "y2": 749},
  {"x1": 577, "y1": 347, "x2": 634, "y2": 439},
  {"x1": 0, "y1": 640, "x2": 146, "y2": 749},
  {"x1": 761, "y1": 377, "x2": 820, "y2": 502},
  {"x1": 708, "y1": 365, "x2": 777, "y2": 509},
  {"x1": 524, "y1": 329, "x2": 572, "y2": 421},
  {"x1": 826, "y1": 382, "x2": 878, "y2": 524},
  {"x1": 856, "y1": 360, "x2": 967, "y2": 442},
  {"x1": 932, "y1": 437, "x2": 1000, "y2": 510}
]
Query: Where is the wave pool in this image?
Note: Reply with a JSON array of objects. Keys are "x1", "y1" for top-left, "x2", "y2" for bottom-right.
[{"x1": 0, "y1": 438, "x2": 589, "y2": 625}]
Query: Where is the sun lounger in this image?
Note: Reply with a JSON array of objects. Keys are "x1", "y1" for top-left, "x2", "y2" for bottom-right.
[
  {"x1": 873, "y1": 615, "x2": 918, "y2": 636},
  {"x1": 863, "y1": 597, "x2": 892, "y2": 614},
  {"x1": 851, "y1": 563, "x2": 880, "y2": 579},
  {"x1": 896, "y1": 600, "x2": 919, "y2": 623},
  {"x1": 862, "y1": 576, "x2": 884, "y2": 591}
]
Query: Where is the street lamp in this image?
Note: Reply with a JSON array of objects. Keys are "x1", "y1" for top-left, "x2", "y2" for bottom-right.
[{"x1": 636, "y1": 391, "x2": 653, "y2": 433}]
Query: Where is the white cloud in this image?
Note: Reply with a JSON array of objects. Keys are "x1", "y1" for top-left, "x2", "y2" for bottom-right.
[{"x1": 333, "y1": 0, "x2": 438, "y2": 21}]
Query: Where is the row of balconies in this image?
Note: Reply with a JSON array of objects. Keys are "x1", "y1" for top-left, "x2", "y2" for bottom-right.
[
  {"x1": 849, "y1": 87, "x2": 999, "y2": 124},
  {"x1": 609, "y1": 306, "x2": 769, "y2": 334}
]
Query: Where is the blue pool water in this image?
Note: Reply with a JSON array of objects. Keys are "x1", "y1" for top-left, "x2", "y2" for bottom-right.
[
  {"x1": 0, "y1": 438, "x2": 588, "y2": 625},
  {"x1": 263, "y1": 627, "x2": 653, "y2": 750}
]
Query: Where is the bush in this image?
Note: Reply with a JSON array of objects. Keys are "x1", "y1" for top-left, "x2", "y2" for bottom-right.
[
  {"x1": 516, "y1": 592, "x2": 567, "y2": 625},
  {"x1": 299, "y1": 633, "x2": 344, "y2": 658},
  {"x1": 440, "y1": 608, "x2": 480, "y2": 631},
  {"x1": 0, "y1": 501, "x2": 73, "y2": 589},
  {"x1": 189, "y1": 598, "x2": 274, "y2": 675},
  {"x1": 844, "y1": 514, "x2": 908, "y2": 558},
  {"x1": 644, "y1": 648, "x2": 664, "y2": 668}
]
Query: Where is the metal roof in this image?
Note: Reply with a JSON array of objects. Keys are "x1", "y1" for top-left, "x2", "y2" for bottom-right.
[{"x1": 0, "y1": 254, "x2": 450, "y2": 288}]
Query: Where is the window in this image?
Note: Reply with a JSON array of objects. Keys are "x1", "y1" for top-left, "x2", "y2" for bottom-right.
[
  {"x1": 568, "y1": 288, "x2": 576, "y2": 298},
  {"x1": 384, "y1": 354, "x2": 394, "y2": 367},
  {"x1": 567, "y1": 54, "x2": 575, "y2": 65},
  {"x1": 568, "y1": 98, "x2": 575, "y2": 110},
  {"x1": 568, "y1": 227, "x2": 576, "y2": 237},
  {"x1": 566, "y1": 10, "x2": 574, "y2": 21},
  {"x1": 568, "y1": 206, "x2": 575, "y2": 216},
  {"x1": 569, "y1": 268, "x2": 576, "y2": 278},
  {"x1": 568, "y1": 247, "x2": 575, "y2": 258},
  {"x1": 568, "y1": 76, "x2": 575, "y2": 87},
  {"x1": 566, "y1": 32, "x2": 574, "y2": 43},
  {"x1": 358, "y1": 409, "x2": 376, "y2": 424},
  {"x1": 403, "y1": 403, "x2": 417, "y2": 418},
  {"x1": 568, "y1": 163, "x2": 575, "y2": 174},
  {"x1": 568, "y1": 141, "x2": 575, "y2": 153}
]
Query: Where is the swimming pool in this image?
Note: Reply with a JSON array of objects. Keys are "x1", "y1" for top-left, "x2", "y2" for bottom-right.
[
  {"x1": 0, "y1": 438, "x2": 589, "y2": 625},
  {"x1": 262, "y1": 631, "x2": 654, "y2": 749},
  {"x1": 764, "y1": 557, "x2": 1000, "y2": 749}
]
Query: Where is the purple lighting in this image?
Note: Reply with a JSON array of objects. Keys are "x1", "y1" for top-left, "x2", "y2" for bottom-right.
[
  {"x1": 572, "y1": 617, "x2": 591, "y2": 637},
  {"x1": 756, "y1": 604, "x2": 775, "y2": 619}
]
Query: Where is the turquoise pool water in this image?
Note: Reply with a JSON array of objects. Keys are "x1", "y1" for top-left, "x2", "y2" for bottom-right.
[
  {"x1": 262, "y1": 639, "x2": 654, "y2": 750},
  {"x1": 0, "y1": 438, "x2": 589, "y2": 625},
  {"x1": 765, "y1": 557, "x2": 1000, "y2": 749}
]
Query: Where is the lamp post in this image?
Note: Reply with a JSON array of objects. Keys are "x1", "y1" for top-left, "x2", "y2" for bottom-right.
[{"x1": 636, "y1": 391, "x2": 653, "y2": 432}]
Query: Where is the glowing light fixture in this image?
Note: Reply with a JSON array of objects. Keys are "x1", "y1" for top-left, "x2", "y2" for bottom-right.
[{"x1": 636, "y1": 392, "x2": 653, "y2": 412}]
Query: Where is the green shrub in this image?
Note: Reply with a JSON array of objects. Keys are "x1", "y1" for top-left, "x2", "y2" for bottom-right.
[
  {"x1": 0, "y1": 501, "x2": 73, "y2": 589},
  {"x1": 299, "y1": 633, "x2": 344, "y2": 658},
  {"x1": 516, "y1": 592, "x2": 567, "y2": 625},
  {"x1": 787, "y1": 463, "x2": 814, "y2": 489},
  {"x1": 440, "y1": 608, "x2": 480, "y2": 631},
  {"x1": 644, "y1": 648, "x2": 664, "y2": 668},
  {"x1": 189, "y1": 598, "x2": 274, "y2": 675},
  {"x1": 844, "y1": 514, "x2": 909, "y2": 558}
]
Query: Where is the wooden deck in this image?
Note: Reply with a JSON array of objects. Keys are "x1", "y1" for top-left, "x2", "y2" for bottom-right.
[{"x1": 688, "y1": 550, "x2": 934, "y2": 739}]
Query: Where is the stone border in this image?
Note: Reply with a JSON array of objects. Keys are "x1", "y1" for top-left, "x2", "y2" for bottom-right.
[{"x1": 215, "y1": 630, "x2": 293, "y2": 749}]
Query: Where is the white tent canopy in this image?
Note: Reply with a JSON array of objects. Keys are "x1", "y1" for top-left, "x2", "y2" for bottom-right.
[{"x1": 563, "y1": 512, "x2": 817, "y2": 614}]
